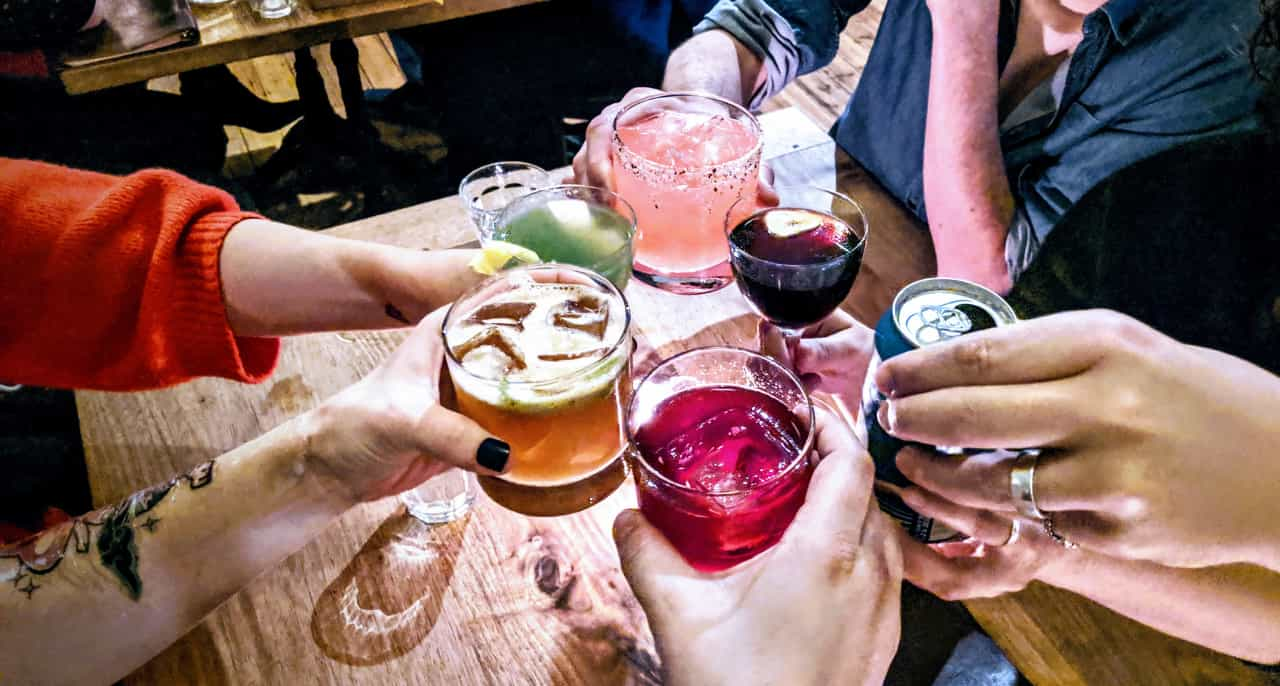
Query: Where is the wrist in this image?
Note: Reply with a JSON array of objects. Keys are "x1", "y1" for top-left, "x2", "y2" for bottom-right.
[
  {"x1": 293, "y1": 406, "x2": 364, "y2": 512},
  {"x1": 927, "y1": 1, "x2": 999, "y2": 32},
  {"x1": 936, "y1": 258, "x2": 1012, "y2": 294},
  {"x1": 1033, "y1": 546, "x2": 1093, "y2": 588},
  {"x1": 361, "y1": 247, "x2": 486, "y2": 325}
]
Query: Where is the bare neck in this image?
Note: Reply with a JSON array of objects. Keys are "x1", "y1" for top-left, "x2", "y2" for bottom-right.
[{"x1": 1018, "y1": 0, "x2": 1102, "y2": 54}]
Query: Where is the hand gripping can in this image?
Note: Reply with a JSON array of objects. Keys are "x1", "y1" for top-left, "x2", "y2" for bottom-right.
[{"x1": 858, "y1": 278, "x2": 1018, "y2": 542}]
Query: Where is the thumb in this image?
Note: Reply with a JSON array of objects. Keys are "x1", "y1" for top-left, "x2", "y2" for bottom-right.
[
  {"x1": 412, "y1": 404, "x2": 511, "y2": 476},
  {"x1": 613, "y1": 509, "x2": 694, "y2": 609},
  {"x1": 757, "y1": 163, "x2": 779, "y2": 206},
  {"x1": 757, "y1": 319, "x2": 795, "y2": 367},
  {"x1": 794, "y1": 326, "x2": 872, "y2": 376}
]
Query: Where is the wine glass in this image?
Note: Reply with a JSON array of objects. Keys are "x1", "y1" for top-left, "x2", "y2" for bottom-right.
[{"x1": 726, "y1": 185, "x2": 869, "y2": 344}]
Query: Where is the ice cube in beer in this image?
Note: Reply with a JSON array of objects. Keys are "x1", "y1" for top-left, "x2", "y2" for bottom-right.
[
  {"x1": 547, "y1": 294, "x2": 609, "y2": 339},
  {"x1": 452, "y1": 326, "x2": 528, "y2": 373},
  {"x1": 464, "y1": 301, "x2": 537, "y2": 330}
]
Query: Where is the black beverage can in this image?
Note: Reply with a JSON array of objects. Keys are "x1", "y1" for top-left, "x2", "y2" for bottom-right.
[{"x1": 859, "y1": 278, "x2": 1018, "y2": 542}]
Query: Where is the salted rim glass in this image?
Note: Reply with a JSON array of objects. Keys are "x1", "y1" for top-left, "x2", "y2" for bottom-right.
[
  {"x1": 494, "y1": 184, "x2": 638, "y2": 274},
  {"x1": 441, "y1": 264, "x2": 632, "y2": 389},
  {"x1": 624, "y1": 346, "x2": 816, "y2": 497},
  {"x1": 610, "y1": 92, "x2": 763, "y2": 175},
  {"x1": 459, "y1": 161, "x2": 551, "y2": 241}
]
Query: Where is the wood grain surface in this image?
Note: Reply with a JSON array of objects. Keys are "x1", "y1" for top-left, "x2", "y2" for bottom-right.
[
  {"x1": 76, "y1": 108, "x2": 1270, "y2": 685},
  {"x1": 60, "y1": 0, "x2": 544, "y2": 94}
]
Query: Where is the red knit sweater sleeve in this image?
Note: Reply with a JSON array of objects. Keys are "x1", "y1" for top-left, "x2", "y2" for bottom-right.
[{"x1": 0, "y1": 159, "x2": 280, "y2": 391}]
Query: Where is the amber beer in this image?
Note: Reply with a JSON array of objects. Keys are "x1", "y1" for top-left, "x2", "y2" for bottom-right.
[{"x1": 443, "y1": 264, "x2": 631, "y2": 516}]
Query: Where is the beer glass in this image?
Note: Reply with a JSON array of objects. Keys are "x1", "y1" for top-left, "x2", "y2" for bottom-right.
[{"x1": 442, "y1": 264, "x2": 632, "y2": 516}]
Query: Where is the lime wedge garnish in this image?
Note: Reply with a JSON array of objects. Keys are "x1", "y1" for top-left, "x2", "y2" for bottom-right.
[
  {"x1": 765, "y1": 209, "x2": 823, "y2": 238},
  {"x1": 470, "y1": 240, "x2": 541, "y2": 275}
]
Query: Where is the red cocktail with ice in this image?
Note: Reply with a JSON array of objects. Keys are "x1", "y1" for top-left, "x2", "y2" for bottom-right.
[{"x1": 626, "y1": 347, "x2": 815, "y2": 572}]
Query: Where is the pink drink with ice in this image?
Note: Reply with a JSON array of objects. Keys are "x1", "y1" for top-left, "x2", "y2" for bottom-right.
[
  {"x1": 613, "y1": 103, "x2": 762, "y2": 294},
  {"x1": 631, "y1": 385, "x2": 813, "y2": 571}
]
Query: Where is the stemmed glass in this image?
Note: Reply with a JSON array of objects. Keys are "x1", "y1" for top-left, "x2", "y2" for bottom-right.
[{"x1": 726, "y1": 185, "x2": 869, "y2": 344}]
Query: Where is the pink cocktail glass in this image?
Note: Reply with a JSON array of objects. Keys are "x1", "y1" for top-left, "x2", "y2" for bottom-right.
[
  {"x1": 612, "y1": 93, "x2": 762, "y2": 295},
  {"x1": 626, "y1": 347, "x2": 816, "y2": 572}
]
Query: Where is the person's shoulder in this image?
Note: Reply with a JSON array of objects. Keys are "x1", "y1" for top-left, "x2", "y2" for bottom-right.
[{"x1": 1126, "y1": 0, "x2": 1258, "y2": 40}]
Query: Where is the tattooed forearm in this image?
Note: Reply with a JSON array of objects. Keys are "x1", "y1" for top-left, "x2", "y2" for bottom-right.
[{"x1": 0, "y1": 461, "x2": 216, "y2": 601}]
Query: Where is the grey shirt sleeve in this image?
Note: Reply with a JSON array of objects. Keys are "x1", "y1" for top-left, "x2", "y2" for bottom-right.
[
  {"x1": 1004, "y1": 205, "x2": 1042, "y2": 283},
  {"x1": 694, "y1": 0, "x2": 801, "y2": 109},
  {"x1": 694, "y1": 0, "x2": 868, "y2": 109}
]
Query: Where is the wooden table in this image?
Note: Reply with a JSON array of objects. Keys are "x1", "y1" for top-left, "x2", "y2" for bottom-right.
[
  {"x1": 59, "y1": 0, "x2": 542, "y2": 95},
  {"x1": 76, "y1": 108, "x2": 1269, "y2": 685}
]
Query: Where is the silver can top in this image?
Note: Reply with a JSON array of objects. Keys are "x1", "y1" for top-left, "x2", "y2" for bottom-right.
[{"x1": 892, "y1": 277, "x2": 1018, "y2": 348}]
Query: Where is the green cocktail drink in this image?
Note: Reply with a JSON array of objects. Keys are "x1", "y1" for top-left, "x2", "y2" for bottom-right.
[{"x1": 493, "y1": 185, "x2": 636, "y2": 289}]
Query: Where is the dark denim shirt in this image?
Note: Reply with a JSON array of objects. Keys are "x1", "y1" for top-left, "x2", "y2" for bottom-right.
[{"x1": 697, "y1": 0, "x2": 1262, "y2": 268}]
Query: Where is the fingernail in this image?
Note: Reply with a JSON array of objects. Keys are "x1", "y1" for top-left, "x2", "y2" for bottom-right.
[
  {"x1": 476, "y1": 438, "x2": 510, "y2": 473},
  {"x1": 612, "y1": 509, "x2": 644, "y2": 543},
  {"x1": 878, "y1": 400, "x2": 896, "y2": 434},
  {"x1": 895, "y1": 450, "x2": 913, "y2": 476},
  {"x1": 876, "y1": 364, "x2": 896, "y2": 397}
]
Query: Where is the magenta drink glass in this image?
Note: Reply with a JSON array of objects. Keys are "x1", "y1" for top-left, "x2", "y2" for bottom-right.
[{"x1": 626, "y1": 347, "x2": 816, "y2": 572}]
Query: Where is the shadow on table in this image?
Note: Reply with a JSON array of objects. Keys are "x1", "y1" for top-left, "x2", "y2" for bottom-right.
[
  {"x1": 124, "y1": 621, "x2": 232, "y2": 685},
  {"x1": 310, "y1": 509, "x2": 469, "y2": 666}
]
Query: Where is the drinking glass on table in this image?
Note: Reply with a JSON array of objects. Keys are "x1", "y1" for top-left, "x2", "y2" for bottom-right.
[
  {"x1": 626, "y1": 347, "x2": 816, "y2": 572},
  {"x1": 443, "y1": 264, "x2": 632, "y2": 517},
  {"x1": 400, "y1": 353, "x2": 478, "y2": 524},
  {"x1": 459, "y1": 162, "x2": 551, "y2": 241},
  {"x1": 402, "y1": 471, "x2": 476, "y2": 524},
  {"x1": 493, "y1": 185, "x2": 636, "y2": 290},
  {"x1": 727, "y1": 186, "x2": 868, "y2": 344},
  {"x1": 612, "y1": 92, "x2": 763, "y2": 295},
  {"x1": 247, "y1": 0, "x2": 295, "y2": 19}
]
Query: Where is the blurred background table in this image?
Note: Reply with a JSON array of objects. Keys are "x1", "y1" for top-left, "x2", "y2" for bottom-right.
[
  {"x1": 58, "y1": 0, "x2": 543, "y2": 95},
  {"x1": 74, "y1": 107, "x2": 1271, "y2": 685}
]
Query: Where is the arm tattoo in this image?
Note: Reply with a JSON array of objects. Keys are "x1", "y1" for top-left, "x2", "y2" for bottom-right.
[
  {"x1": 1, "y1": 461, "x2": 215, "y2": 601},
  {"x1": 384, "y1": 303, "x2": 411, "y2": 324}
]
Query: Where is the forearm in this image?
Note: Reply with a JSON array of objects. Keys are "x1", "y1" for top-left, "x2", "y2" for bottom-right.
[
  {"x1": 923, "y1": 10, "x2": 1014, "y2": 291},
  {"x1": 1039, "y1": 554, "x2": 1280, "y2": 664},
  {"x1": 663, "y1": 30, "x2": 763, "y2": 105},
  {"x1": 0, "y1": 414, "x2": 351, "y2": 685},
  {"x1": 221, "y1": 219, "x2": 484, "y2": 337}
]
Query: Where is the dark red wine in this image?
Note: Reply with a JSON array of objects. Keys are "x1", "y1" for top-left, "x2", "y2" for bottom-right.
[{"x1": 728, "y1": 208, "x2": 863, "y2": 330}]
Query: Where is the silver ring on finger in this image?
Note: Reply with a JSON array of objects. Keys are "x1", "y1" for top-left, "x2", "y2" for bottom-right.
[
  {"x1": 1009, "y1": 450, "x2": 1046, "y2": 520},
  {"x1": 1042, "y1": 514, "x2": 1079, "y2": 550},
  {"x1": 1002, "y1": 519, "x2": 1021, "y2": 547}
]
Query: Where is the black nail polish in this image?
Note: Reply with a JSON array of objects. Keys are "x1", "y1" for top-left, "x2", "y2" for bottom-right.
[{"x1": 477, "y1": 438, "x2": 510, "y2": 473}]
